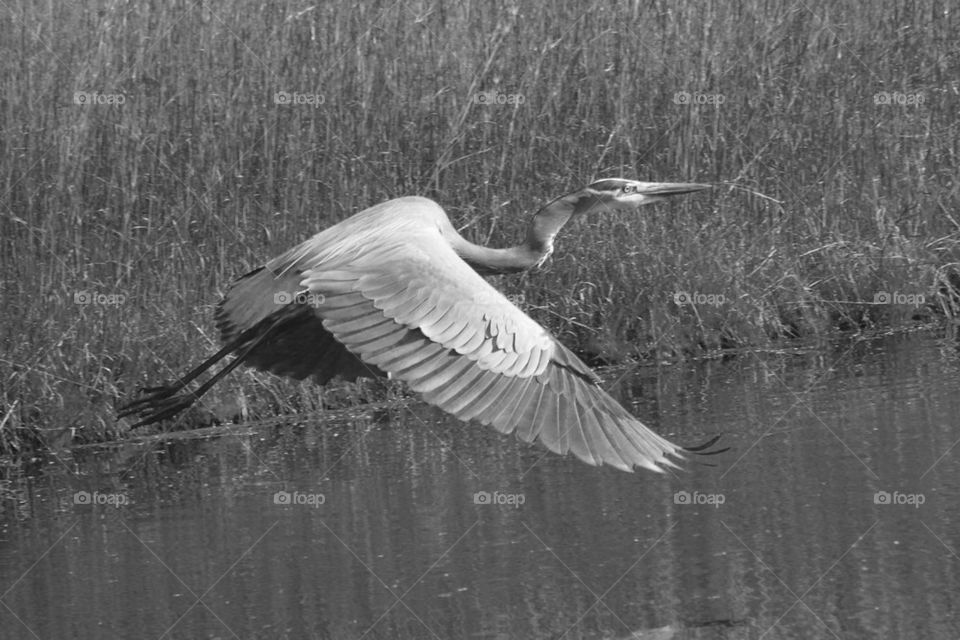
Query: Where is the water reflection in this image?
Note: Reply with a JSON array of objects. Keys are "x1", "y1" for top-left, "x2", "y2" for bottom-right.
[{"x1": 2, "y1": 331, "x2": 959, "y2": 639}]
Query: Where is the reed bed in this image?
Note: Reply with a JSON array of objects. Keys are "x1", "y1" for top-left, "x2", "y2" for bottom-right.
[{"x1": 1, "y1": 0, "x2": 957, "y2": 454}]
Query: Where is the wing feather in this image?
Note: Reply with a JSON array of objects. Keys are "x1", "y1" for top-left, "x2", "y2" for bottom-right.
[
  {"x1": 445, "y1": 370, "x2": 502, "y2": 415},
  {"x1": 525, "y1": 390, "x2": 558, "y2": 445},
  {"x1": 511, "y1": 380, "x2": 547, "y2": 442},
  {"x1": 342, "y1": 319, "x2": 399, "y2": 345},
  {"x1": 518, "y1": 375, "x2": 553, "y2": 443},
  {"x1": 334, "y1": 310, "x2": 391, "y2": 335},
  {"x1": 427, "y1": 363, "x2": 488, "y2": 405},
  {"x1": 380, "y1": 290, "x2": 431, "y2": 317},
  {"x1": 367, "y1": 333, "x2": 433, "y2": 370},
  {"x1": 414, "y1": 353, "x2": 477, "y2": 394},
  {"x1": 490, "y1": 377, "x2": 536, "y2": 436},
  {"x1": 414, "y1": 302, "x2": 453, "y2": 329},
  {"x1": 429, "y1": 316, "x2": 473, "y2": 345},
  {"x1": 456, "y1": 373, "x2": 517, "y2": 421},
  {"x1": 352, "y1": 328, "x2": 407, "y2": 353},
  {"x1": 390, "y1": 342, "x2": 449, "y2": 378}
]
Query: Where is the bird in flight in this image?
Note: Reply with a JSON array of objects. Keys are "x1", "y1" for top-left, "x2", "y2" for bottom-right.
[{"x1": 119, "y1": 179, "x2": 724, "y2": 472}]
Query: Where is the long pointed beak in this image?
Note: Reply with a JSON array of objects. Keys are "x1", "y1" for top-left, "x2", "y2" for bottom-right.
[{"x1": 635, "y1": 182, "x2": 713, "y2": 197}]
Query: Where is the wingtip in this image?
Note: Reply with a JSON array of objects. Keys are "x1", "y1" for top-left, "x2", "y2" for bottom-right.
[{"x1": 623, "y1": 450, "x2": 683, "y2": 474}]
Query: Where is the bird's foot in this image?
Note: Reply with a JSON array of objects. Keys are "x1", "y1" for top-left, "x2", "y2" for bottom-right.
[{"x1": 117, "y1": 384, "x2": 197, "y2": 428}]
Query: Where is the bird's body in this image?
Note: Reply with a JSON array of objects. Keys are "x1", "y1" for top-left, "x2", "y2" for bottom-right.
[
  {"x1": 216, "y1": 197, "x2": 557, "y2": 387},
  {"x1": 120, "y1": 180, "x2": 722, "y2": 472}
]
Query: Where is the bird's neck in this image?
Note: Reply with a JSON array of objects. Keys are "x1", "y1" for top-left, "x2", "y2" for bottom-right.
[
  {"x1": 456, "y1": 243, "x2": 545, "y2": 276},
  {"x1": 455, "y1": 192, "x2": 592, "y2": 276}
]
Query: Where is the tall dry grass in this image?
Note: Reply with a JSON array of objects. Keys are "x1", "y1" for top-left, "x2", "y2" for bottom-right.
[{"x1": 1, "y1": 0, "x2": 958, "y2": 454}]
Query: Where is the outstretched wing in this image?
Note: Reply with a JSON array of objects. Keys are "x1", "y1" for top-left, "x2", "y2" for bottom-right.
[{"x1": 290, "y1": 203, "x2": 683, "y2": 472}]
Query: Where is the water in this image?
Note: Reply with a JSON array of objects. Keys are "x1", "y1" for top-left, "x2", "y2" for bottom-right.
[{"x1": 2, "y1": 331, "x2": 959, "y2": 639}]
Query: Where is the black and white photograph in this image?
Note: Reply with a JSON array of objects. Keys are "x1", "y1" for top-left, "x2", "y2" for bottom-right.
[{"x1": 1, "y1": 1, "x2": 958, "y2": 638}]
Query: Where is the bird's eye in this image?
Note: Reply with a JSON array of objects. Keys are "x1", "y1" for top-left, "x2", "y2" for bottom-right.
[{"x1": 622, "y1": 185, "x2": 634, "y2": 193}]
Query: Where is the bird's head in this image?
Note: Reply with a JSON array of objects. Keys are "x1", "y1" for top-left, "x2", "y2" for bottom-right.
[
  {"x1": 573, "y1": 178, "x2": 712, "y2": 214},
  {"x1": 523, "y1": 177, "x2": 711, "y2": 266}
]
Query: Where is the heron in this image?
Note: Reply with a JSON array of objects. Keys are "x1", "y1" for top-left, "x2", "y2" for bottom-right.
[{"x1": 119, "y1": 178, "x2": 723, "y2": 473}]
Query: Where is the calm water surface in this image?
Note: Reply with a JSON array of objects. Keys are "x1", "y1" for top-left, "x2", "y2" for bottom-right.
[{"x1": 2, "y1": 331, "x2": 959, "y2": 639}]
